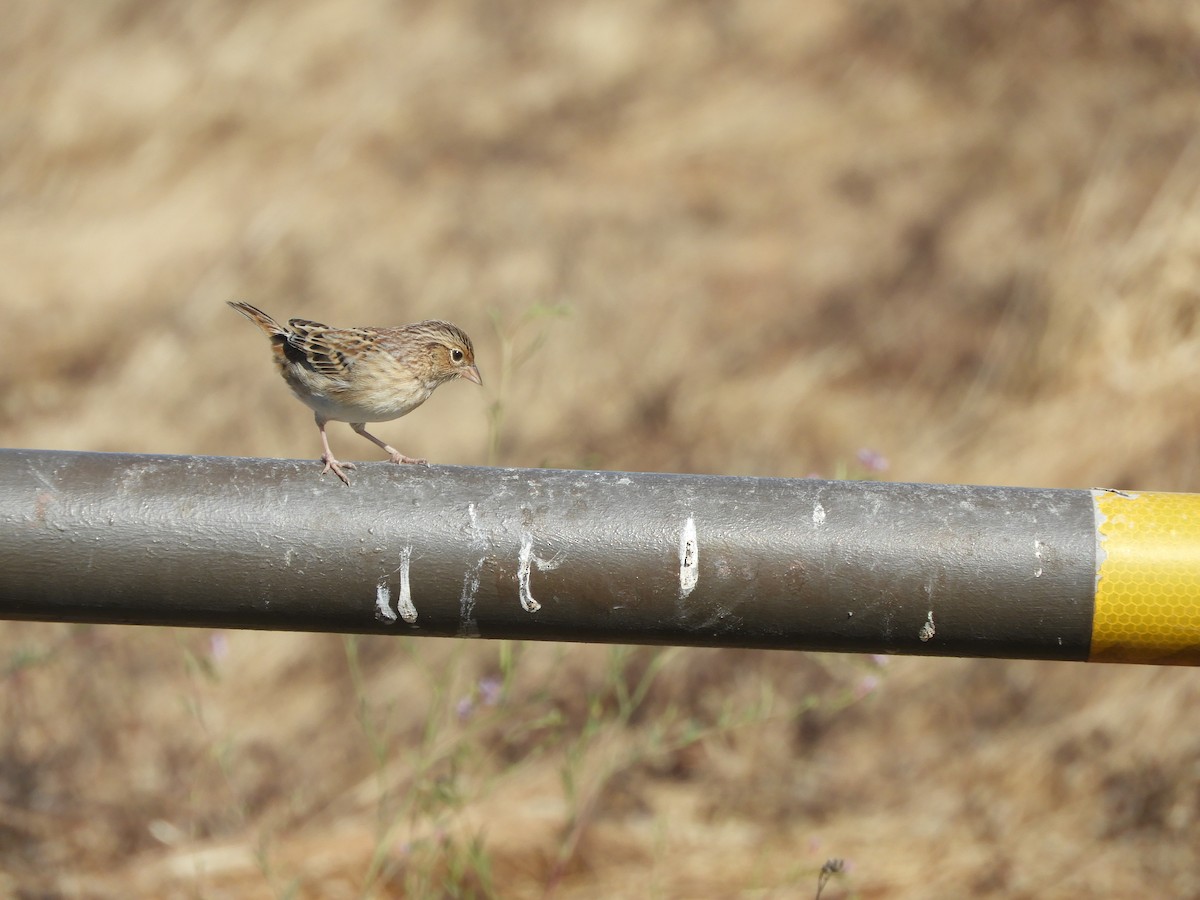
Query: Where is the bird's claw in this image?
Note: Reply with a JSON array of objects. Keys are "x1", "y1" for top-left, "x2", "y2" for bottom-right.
[
  {"x1": 387, "y1": 450, "x2": 428, "y2": 466},
  {"x1": 320, "y1": 454, "x2": 356, "y2": 485}
]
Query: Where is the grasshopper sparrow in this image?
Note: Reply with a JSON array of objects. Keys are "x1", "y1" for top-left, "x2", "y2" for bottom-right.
[{"x1": 229, "y1": 301, "x2": 481, "y2": 484}]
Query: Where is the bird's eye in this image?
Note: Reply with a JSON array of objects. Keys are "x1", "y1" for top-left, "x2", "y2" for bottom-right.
[{"x1": 451, "y1": 348, "x2": 465, "y2": 362}]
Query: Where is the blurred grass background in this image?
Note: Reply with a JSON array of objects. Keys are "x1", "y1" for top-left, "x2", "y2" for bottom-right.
[{"x1": 4, "y1": 1, "x2": 1200, "y2": 897}]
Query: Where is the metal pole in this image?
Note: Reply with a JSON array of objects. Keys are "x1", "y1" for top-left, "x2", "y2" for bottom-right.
[{"x1": 1, "y1": 448, "x2": 1197, "y2": 664}]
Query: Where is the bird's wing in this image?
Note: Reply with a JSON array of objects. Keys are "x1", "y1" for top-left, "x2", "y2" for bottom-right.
[{"x1": 284, "y1": 319, "x2": 378, "y2": 380}]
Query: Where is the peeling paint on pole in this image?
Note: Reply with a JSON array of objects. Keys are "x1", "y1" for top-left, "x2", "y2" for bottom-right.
[
  {"x1": 516, "y1": 533, "x2": 542, "y2": 613},
  {"x1": 679, "y1": 517, "x2": 699, "y2": 599}
]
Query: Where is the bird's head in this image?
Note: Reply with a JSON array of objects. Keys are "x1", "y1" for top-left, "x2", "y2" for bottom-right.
[{"x1": 415, "y1": 321, "x2": 482, "y2": 387}]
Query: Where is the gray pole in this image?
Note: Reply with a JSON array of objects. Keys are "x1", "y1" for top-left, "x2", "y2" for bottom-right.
[{"x1": 0, "y1": 447, "x2": 1112, "y2": 661}]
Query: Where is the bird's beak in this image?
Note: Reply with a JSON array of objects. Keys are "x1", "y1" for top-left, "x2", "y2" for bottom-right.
[{"x1": 462, "y1": 364, "x2": 483, "y2": 386}]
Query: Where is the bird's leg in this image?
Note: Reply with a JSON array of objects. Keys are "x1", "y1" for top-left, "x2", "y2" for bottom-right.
[
  {"x1": 351, "y1": 422, "x2": 428, "y2": 466},
  {"x1": 315, "y1": 414, "x2": 355, "y2": 485}
]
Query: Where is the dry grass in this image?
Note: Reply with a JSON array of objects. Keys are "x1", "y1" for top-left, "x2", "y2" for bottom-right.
[{"x1": 4, "y1": 1, "x2": 1200, "y2": 896}]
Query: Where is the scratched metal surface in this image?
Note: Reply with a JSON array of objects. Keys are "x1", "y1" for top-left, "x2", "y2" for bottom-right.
[{"x1": 0, "y1": 448, "x2": 1096, "y2": 659}]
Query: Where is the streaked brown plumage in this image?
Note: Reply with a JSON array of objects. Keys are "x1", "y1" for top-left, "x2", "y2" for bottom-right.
[{"x1": 228, "y1": 301, "x2": 481, "y2": 484}]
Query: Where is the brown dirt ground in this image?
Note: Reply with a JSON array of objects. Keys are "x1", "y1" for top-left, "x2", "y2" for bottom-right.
[{"x1": 4, "y1": 1, "x2": 1200, "y2": 897}]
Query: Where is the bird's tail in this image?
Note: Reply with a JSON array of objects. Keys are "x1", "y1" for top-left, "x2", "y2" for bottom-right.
[{"x1": 227, "y1": 301, "x2": 286, "y2": 337}]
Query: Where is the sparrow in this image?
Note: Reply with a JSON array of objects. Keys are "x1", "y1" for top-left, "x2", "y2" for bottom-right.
[{"x1": 228, "y1": 301, "x2": 481, "y2": 484}]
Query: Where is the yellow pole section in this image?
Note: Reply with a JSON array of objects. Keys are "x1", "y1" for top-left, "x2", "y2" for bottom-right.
[{"x1": 1091, "y1": 490, "x2": 1200, "y2": 665}]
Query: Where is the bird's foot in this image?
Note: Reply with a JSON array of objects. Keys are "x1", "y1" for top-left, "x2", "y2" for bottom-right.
[
  {"x1": 320, "y1": 453, "x2": 356, "y2": 485},
  {"x1": 386, "y1": 448, "x2": 428, "y2": 466}
]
